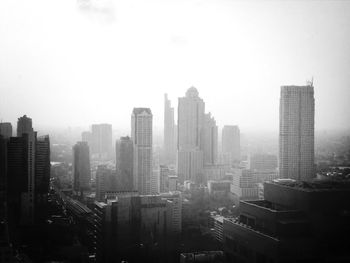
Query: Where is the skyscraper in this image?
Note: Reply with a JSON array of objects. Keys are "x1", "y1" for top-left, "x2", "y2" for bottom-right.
[
  {"x1": 91, "y1": 124, "x2": 112, "y2": 159},
  {"x1": 6, "y1": 115, "x2": 49, "y2": 225},
  {"x1": 131, "y1": 108, "x2": 153, "y2": 195},
  {"x1": 34, "y1": 135, "x2": 50, "y2": 223},
  {"x1": 222, "y1": 125, "x2": 240, "y2": 165},
  {"x1": 17, "y1": 115, "x2": 34, "y2": 136},
  {"x1": 163, "y1": 93, "x2": 176, "y2": 165},
  {"x1": 0, "y1": 122, "x2": 12, "y2": 138},
  {"x1": 116, "y1": 136, "x2": 133, "y2": 191},
  {"x1": 202, "y1": 113, "x2": 218, "y2": 165},
  {"x1": 279, "y1": 84, "x2": 315, "y2": 181},
  {"x1": 177, "y1": 87, "x2": 205, "y2": 183},
  {"x1": 73, "y1": 141, "x2": 91, "y2": 192}
]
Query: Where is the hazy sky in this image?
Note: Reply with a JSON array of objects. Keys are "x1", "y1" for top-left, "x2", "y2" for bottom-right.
[{"x1": 0, "y1": 0, "x2": 349, "y2": 133}]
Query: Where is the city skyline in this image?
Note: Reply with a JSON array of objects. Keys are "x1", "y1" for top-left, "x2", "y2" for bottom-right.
[{"x1": 1, "y1": 0, "x2": 350, "y2": 131}]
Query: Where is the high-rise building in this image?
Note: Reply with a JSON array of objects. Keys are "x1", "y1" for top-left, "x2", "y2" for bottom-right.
[
  {"x1": 177, "y1": 87, "x2": 205, "y2": 183},
  {"x1": 202, "y1": 113, "x2": 218, "y2": 165},
  {"x1": 17, "y1": 115, "x2": 34, "y2": 136},
  {"x1": 73, "y1": 141, "x2": 91, "y2": 192},
  {"x1": 96, "y1": 165, "x2": 117, "y2": 201},
  {"x1": 0, "y1": 123, "x2": 12, "y2": 138},
  {"x1": 116, "y1": 136, "x2": 133, "y2": 191},
  {"x1": 6, "y1": 116, "x2": 49, "y2": 225},
  {"x1": 131, "y1": 108, "x2": 153, "y2": 195},
  {"x1": 34, "y1": 135, "x2": 50, "y2": 223},
  {"x1": 91, "y1": 124, "x2": 112, "y2": 159},
  {"x1": 81, "y1": 131, "x2": 92, "y2": 146},
  {"x1": 164, "y1": 94, "x2": 176, "y2": 165},
  {"x1": 279, "y1": 85, "x2": 315, "y2": 181},
  {"x1": 222, "y1": 125, "x2": 240, "y2": 165}
]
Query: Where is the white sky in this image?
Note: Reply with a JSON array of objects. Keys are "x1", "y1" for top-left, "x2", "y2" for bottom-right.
[{"x1": 0, "y1": 0, "x2": 349, "y2": 133}]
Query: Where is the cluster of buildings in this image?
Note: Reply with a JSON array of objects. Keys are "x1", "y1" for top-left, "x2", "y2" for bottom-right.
[{"x1": 1, "y1": 82, "x2": 349, "y2": 262}]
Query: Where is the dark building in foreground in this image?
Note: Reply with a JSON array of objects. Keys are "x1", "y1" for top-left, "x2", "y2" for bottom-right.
[{"x1": 223, "y1": 179, "x2": 350, "y2": 262}]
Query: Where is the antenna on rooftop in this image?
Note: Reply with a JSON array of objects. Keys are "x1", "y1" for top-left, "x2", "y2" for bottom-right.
[{"x1": 306, "y1": 77, "x2": 314, "y2": 87}]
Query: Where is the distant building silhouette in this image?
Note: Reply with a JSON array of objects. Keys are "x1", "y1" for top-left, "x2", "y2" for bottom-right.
[
  {"x1": 0, "y1": 122, "x2": 12, "y2": 138},
  {"x1": 131, "y1": 108, "x2": 153, "y2": 195},
  {"x1": 202, "y1": 113, "x2": 218, "y2": 165},
  {"x1": 17, "y1": 114, "x2": 34, "y2": 136},
  {"x1": 91, "y1": 124, "x2": 112, "y2": 159},
  {"x1": 73, "y1": 141, "x2": 91, "y2": 193},
  {"x1": 279, "y1": 85, "x2": 315, "y2": 181},
  {"x1": 222, "y1": 125, "x2": 240, "y2": 165},
  {"x1": 116, "y1": 136, "x2": 133, "y2": 191},
  {"x1": 163, "y1": 93, "x2": 176, "y2": 165},
  {"x1": 177, "y1": 87, "x2": 205, "y2": 183}
]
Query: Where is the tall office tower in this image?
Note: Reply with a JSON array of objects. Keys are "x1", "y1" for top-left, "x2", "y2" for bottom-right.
[
  {"x1": 222, "y1": 125, "x2": 240, "y2": 165},
  {"x1": 81, "y1": 131, "x2": 92, "y2": 146},
  {"x1": 34, "y1": 135, "x2": 50, "y2": 223},
  {"x1": 91, "y1": 124, "x2": 112, "y2": 159},
  {"x1": 131, "y1": 108, "x2": 153, "y2": 195},
  {"x1": 163, "y1": 93, "x2": 176, "y2": 165},
  {"x1": 177, "y1": 87, "x2": 205, "y2": 183},
  {"x1": 279, "y1": 85, "x2": 315, "y2": 181},
  {"x1": 116, "y1": 136, "x2": 133, "y2": 191},
  {"x1": 96, "y1": 165, "x2": 117, "y2": 201},
  {"x1": 17, "y1": 115, "x2": 34, "y2": 136},
  {"x1": 0, "y1": 122, "x2": 12, "y2": 138},
  {"x1": 73, "y1": 141, "x2": 91, "y2": 192},
  {"x1": 202, "y1": 113, "x2": 218, "y2": 165},
  {"x1": 8, "y1": 115, "x2": 37, "y2": 225}
]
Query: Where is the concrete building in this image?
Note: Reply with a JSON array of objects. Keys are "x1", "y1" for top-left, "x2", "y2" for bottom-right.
[
  {"x1": 131, "y1": 108, "x2": 153, "y2": 195},
  {"x1": 207, "y1": 180, "x2": 231, "y2": 199},
  {"x1": 95, "y1": 165, "x2": 117, "y2": 201},
  {"x1": 279, "y1": 85, "x2": 315, "y2": 181},
  {"x1": 159, "y1": 165, "x2": 177, "y2": 193},
  {"x1": 177, "y1": 87, "x2": 205, "y2": 184},
  {"x1": 0, "y1": 122, "x2": 12, "y2": 138},
  {"x1": 116, "y1": 136, "x2": 133, "y2": 191},
  {"x1": 161, "y1": 191, "x2": 182, "y2": 236},
  {"x1": 203, "y1": 164, "x2": 231, "y2": 182},
  {"x1": 73, "y1": 141, "x2": 91, "y2": 192},
  {"x1": 230, "y1": 168, "x2": 258, "y2": 201},
  {"x1": 34, "y1": 135, "x2": 50, "y2": 223},
  {"x1": 91, "y1": 124, "x2": 113, "y2": 159},
  {"x1": 139, "y1": 195, "x2": 167, "y2": 245},
  {"x1": 222, "y1": 125, "x2": 240, "y2": 165},
  {"x1": 16, "y1": 115, "x2": 34, "y2": 136},
  {"x1": 164, "y1": 93, "x2": 176, "y2": 165},
  {"x1": 223, "y1": 179, "x2": 350, "y2": 262},
  {"x1": 202, "y1": 113, "x2": 218, "y2": 165},
  {"x1": 5, "y1": 116, "x2": 50, "y2": 226},
  {"x1": 248, "y1": 153, "x2": 277, "y2": 171}
]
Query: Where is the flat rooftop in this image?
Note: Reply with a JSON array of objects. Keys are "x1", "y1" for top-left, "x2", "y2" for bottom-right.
[{"x1": 270, "y1": 179, "x2": 350, "y2": 191}]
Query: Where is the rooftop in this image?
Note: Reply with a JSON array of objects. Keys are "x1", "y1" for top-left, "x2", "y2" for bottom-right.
[
  {"x1": 132, "y1": 107, "x2": 152, "y2": 115},
  {"x1": 270, "y1": 179, "x2": 350, "y2": 192}
]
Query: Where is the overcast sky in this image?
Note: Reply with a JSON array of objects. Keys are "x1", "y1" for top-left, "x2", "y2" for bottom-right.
[{"x1": 0, "y1": 0, "x2": 349, "y2": 133}]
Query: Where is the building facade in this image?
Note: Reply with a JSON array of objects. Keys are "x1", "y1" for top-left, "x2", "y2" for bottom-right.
[
  {"x1": 177, "y1": 87, "x2": 205, "y2": 183},
  {"x1": 73, "y1": 141, "x2": 91, "y2": 192},
  {"x1": 131, "y1": 108, "x2": 153, "y2": 195},
  {"x1": 163, "y1": 94, "x2": 176, "y2": 165},
  {"x1": 279, "y1": 85, "x2": 315, "y2": 181},
  {"x1": 222, "y1": 125, "x2": 240, "y2": 165}
]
